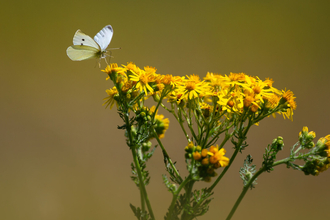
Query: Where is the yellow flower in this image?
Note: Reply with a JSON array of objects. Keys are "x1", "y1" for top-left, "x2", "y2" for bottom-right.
[
  {"x1": 176, "y1": 75, "x2": 210, "y2": 100},
  {"x1": 101, "y1": 65, "x2": 112, "y2": 75},
  {"x1": 162, "y1": 74, "x2": 183, "y2": 88},
  {"x1": 264, "y1": 93, "x2": 281, "y2": 109},
  {"x1": 243, "y1": 91, "x2": 255, "y2": 108},
  {"x1": 144, "y1": 66, "x2": 157, "y2": 75},
  {"x1": 150, "y1": 106, "x2": 169, "y2": 139},
  {"x1": 217, "y1": 87, "x2": 244, "y2": 113},
  {"x1": 200, "y1": 145, "x2": 230, "y2": 168},
  {"x1": 101, "y1": 63, "x2": 127, "y2": 81},
  {"x1": 129, "y1": 68, "x2": 155, "y2": 95},
  {"x1": 214, "y1": 148, "x2": 229, "y2": 167},
  {"x1": 101, "y1": 63, "x2": 120, "y2": 80},
  {"x1": 281, "y1": 89, "x2": 297, "y2": 121},
  {"x1": 282, "y1": 89, "x2": 297, "y2": 108},
  {"x1": 103, "y1": 87, "x2": 118, "y2": 109},
  {"x1": 228, "y1": 72, "x2": 246, "y2": 82},
  {"x1": 122, "y1": 62, "x2": 140, "y2": 73},
  {"x1": 154, "y1": 114, "x2": 169, "y2": 139}
]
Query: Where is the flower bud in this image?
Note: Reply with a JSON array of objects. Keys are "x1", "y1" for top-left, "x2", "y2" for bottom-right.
[
  {"x1": 204, "y1": 176, "x2": 211, "y2": 182},
  {"x1": 227, "y1": 100, "x2": 234, "y2": 108},
  {"x1": 244, "y1": 96, "x2": 254, "y2": 108},
  {"x1": 187, "y1": 142, "x2": 194, "y2": 149},
  {"x1": 153, "y1": 94, "x2": 160, "y2": 102},
  {"x1": 202, "y1": 158, "x2": 209, "y2": 166},
  {"x1": 142, "y1": 141, "x2": 151, "y2": 151},
  {"x1": 193, "y1": 152, "x2": 201, "y2": 161},
  {"x1": 207, "y1": 168, "x2": 214, "y2": 174},
  {"x1": 250, "y1": 104, "x2": 259, "y2": 113},
  {"x1": 201, "y1": 149, "x2": 208, "y2": 157}
]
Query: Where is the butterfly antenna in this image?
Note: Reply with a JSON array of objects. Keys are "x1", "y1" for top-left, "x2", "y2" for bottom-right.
[{"x1": 109, "y1": 47, "x2": 121, "y2": 50}]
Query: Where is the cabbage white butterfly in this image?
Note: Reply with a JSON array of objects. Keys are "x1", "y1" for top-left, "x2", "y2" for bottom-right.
[{"x1": 66, "y1": 25, "x2": 116, "y2": 62}]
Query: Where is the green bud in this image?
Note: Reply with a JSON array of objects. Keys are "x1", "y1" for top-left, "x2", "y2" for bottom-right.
[
  {"x1": 118, "y1": 82, "x2": 123, "y2": 90},
  {"x1": 153, "y1": 94, "x2": 160, "y2": 102},
  {"x1": 142, "y1": 141, "x2": 152, "y2": 151},
  {"x1": 272, "y1": 136, "x2": 284, "y2": 152},
  {"x1": 245, "y1": 171, "x2": 252, "y2": 179}
]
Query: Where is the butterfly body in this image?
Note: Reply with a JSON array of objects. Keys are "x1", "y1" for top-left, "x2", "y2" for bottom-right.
[{"x1": 67, "y1": 25, "x2": 113, "y2": 61}]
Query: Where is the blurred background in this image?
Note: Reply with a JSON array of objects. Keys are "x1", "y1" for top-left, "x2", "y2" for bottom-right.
[{"x1": 1, "y1": 0, "x2": 330, "y2": 219}]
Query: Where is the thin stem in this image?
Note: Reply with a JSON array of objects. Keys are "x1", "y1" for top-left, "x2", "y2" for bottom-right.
[
  {"x1": 226, "y1": 156, "x2": 292, "y2": 220},
  {"x1": 151, "y1": 88, "x2": 172, "y2": 119},
  {"x1": 209, "y1": 122, "x2": 252, "y2": 192},
  {"x1": 173, "y1": 106, "x2": 191, "y2": 142},
  {"x1": 180, "y1": 107, "x2": 198, "y2": 142},
  {"x1": 208, "y1": 147, "x2": 240, "y2": 192},
  {"x1": 294, "y1": 146, "x2": 302, "y2": 155},
  {"x1": 152, "y1": 128, "x2": 182, "y2": 182},
  {"x1": 205, "y1": 122, "x2": 234, "y2": 148},
  {"x1": 225, "y1": 167, "x2": 265, "y2": 220}
]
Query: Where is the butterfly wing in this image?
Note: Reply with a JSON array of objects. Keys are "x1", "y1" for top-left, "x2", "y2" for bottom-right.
[
  {"x1": 94, "y1": 25, "x2": 113, "y2": 51},
  {"x1": 66, "y1": 45, "x2": 100, "y2": 61},
  {"x1": 73, "y1": 30, "x2": 100, "y2": 50}
]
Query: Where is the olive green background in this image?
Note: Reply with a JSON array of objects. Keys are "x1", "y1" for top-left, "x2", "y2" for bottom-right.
[{"x1": 1, "y1": 1, "x2": 329, "y2": 219}]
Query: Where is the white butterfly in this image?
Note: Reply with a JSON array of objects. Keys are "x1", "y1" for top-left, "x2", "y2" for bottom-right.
[{"x1": 66, "y1": 25, "x2": 116, "y2": 62}]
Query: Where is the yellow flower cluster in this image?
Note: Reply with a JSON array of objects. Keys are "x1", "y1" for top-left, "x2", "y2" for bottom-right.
[
  {"x1": 102, "y1": 63, "x2": 297, "y2": 121},
  {"x1": 315, "y1": 135, "x2": 330, "y2": 174},
  {"x1": 185, "y1": 143, "x2": 229, "y2": 181},
  {"x1": 150, "y1": 106, "x2": 169, "y2": 139},
  {"x1": 194, "y1": 145, "x2": 229, "y2": 168},
  {"x1": 299, "y1": 127, "x2": 330, "y2": 176}
]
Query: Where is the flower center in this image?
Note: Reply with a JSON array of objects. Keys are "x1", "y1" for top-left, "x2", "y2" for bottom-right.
[
  {"x1": 185, "y1": 81, "x2": 196, "y2": 91},
  {"x1": 139, "y1": 74, "x2": 148, "y2": 85}
]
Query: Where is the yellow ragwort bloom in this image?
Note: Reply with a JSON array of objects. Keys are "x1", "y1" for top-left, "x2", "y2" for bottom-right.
[
  {"x1": 176, "y1": 75, "x2": 210, "y2": 100},
  {"x1": 103, "y1": 87, "x2": 118, "y2": 109},
  {"x1": 129, "y1": 68, "x2": 155, "y2": 95},
  {"x1": 281, "y1": 89, "x2": 297, "y2": 121}
]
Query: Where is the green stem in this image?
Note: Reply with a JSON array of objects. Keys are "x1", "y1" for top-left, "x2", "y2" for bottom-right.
[
  {"x1": 180, "y1": 107, "x2": 198, "y2": 142},
  {"x1": 226, "y1": 157, "x2": 292, "y2": 220},
  {"x1": 205, "y1": 122, "x2": 234, "y2": 148},
  {"x1": 225, "y1": 167, "x2": 265, "y2": 220},
  {"x1": 181, "y1": 181, "x2": 195, "y2": 220},
  {"x1": 152, "y1": 128, "x2": 182, "y2": 182},
  {"x1": 209, "y1": 122, "x2": 252, "y2": 192},
  {"x1": 139, "y1": 188, "x2": 145, "y2": 215},
  {"x1": 125, "y1": 113, "x2": 155, "y2": 220},
  {"x1": 166, "y1": 175, "x2": 192, "y2": 220},
  {"x1": 208, "y1": 146, "x2": 240, "y2": 192},
  {"x1": 173, "y1": 106, "x2": 191, "y2": 142}
]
